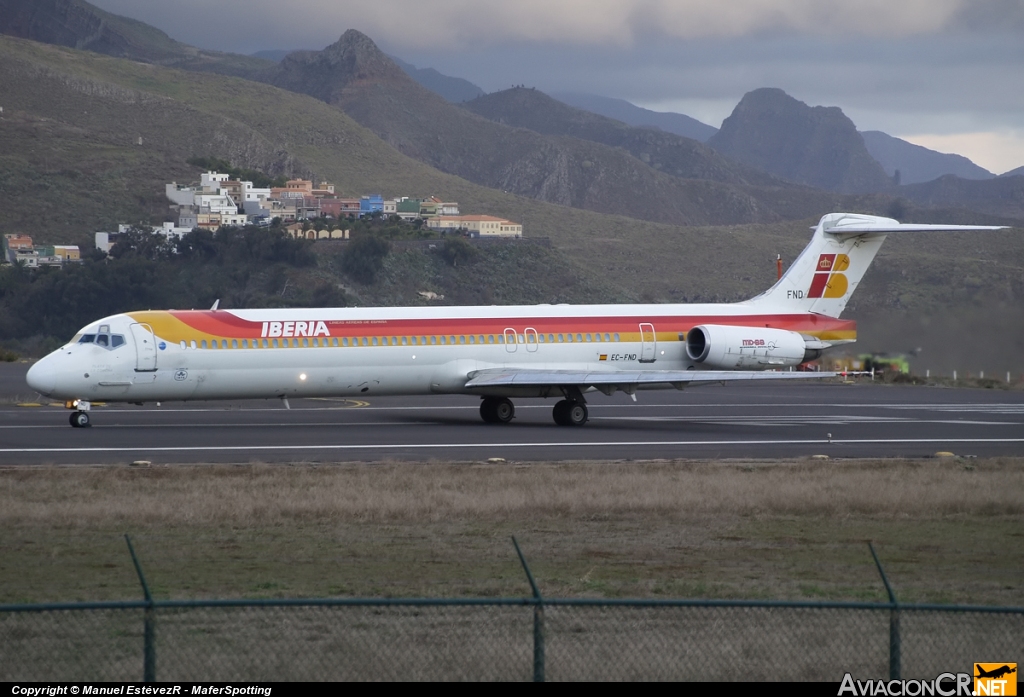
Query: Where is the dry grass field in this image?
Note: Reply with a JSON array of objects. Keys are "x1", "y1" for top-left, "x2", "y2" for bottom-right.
[{"x1": 1, "y1": 458, "x2": 1021, "y2": 607}]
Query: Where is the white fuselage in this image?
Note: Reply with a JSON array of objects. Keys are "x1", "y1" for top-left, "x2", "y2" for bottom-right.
[{"x1": 25, "y1": 302, "x2": 855, "y2": 404}]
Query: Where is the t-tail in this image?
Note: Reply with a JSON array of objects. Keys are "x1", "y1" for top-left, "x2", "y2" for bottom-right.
[{"x1": 743, "y1": 213, "x2": 1007, "y2": 318}]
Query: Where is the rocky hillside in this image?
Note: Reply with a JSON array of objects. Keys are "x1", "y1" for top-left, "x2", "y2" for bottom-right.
[
  {"x1": 708, "y1": 88, "x2": 894, "y2": 194},
  {"x1": 266, "y1": 32, "x2": 860, "y2": 226},
  {"x1": 462, "y1": 87, "x2": 776, "y2": 187},
  {"x1": 389, "y1": 55, "x2": 485, "y2": 103},
  {"x1": 551, "y1": 92, "x2": 717, "y2": 142},
  {"x1": 0, "y1": 0, "x2": 270, "y2": 76}
]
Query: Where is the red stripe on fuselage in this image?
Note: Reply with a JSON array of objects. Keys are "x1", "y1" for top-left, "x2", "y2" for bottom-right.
[{"x1": 166, "y1": 310, "x2": 855, "y2": 339}]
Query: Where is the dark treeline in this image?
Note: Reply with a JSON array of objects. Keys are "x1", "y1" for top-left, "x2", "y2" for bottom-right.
[{"x1": 0, "y1": 226, "x2": 342, "y2": 351}]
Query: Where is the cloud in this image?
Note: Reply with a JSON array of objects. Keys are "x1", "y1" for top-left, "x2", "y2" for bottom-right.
[{"x1": 89, "y1": 0, "x2": 996, "y2": 53}]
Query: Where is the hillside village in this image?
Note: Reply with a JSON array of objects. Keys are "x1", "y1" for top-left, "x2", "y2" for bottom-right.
[
  {"x1": 2, "y1": 170, "x2": 524, "y2": 265},
  {"x1": 93, "y1": 172, "x2": 524, "y2": 253}
]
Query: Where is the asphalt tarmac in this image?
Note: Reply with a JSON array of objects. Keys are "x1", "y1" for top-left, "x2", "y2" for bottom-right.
[{"x1": 1, "y1": 362, "x2": 1023, "y2": 465}]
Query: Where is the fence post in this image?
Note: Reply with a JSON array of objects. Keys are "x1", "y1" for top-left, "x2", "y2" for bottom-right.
[
  {"x1": 125, "y1": 534, "x2": 156, "y2": 683},
  {"x1": 512, "y1": 536, "x2": 544, "y2": 682},
  {"x1": 868, "y1": 542, "x2": 900, "y2": 680}
]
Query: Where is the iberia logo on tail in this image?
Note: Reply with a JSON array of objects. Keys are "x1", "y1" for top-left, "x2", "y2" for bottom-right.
[{"x1": 807, "y1": 253, "x2": 850, "y2": 299}]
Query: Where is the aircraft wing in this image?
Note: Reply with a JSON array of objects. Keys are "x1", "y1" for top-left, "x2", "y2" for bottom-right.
[{"x1": 464, "y1": 367, "x2": 836, "y2": 389}]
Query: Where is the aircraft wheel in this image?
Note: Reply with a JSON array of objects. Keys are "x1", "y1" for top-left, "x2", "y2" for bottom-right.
[
  {"x1": 566, "y1": 401, "x2": 589, "y2": 427},
  {"x1": 480, "y1": 398, "x2": 498, "y2": 423},
  {"x1": 493, "y1": 398, "x2": 515, "y2": 423},
  {"x1": 552, "y1": 400, "x2": 571, "y2": 426},
  {"x1": 69, "y1": 411, "x2": 91, "y2": 428}
]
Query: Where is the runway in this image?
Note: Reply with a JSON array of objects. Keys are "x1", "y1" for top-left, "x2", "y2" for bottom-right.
[{"x1": 2, "y1": 363, "x2": 1023, "y2": 464}]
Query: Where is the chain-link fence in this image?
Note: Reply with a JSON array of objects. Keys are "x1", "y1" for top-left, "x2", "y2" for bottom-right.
[
  {"x1": 2, "y1": 599, "x2": 1022, "y2": 681},
  {"x1": 2, "y1": 539, "x2": 1021, "y2": 681}
]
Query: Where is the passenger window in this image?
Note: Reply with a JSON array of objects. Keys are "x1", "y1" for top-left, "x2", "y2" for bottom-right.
[
  {"x1": 548, "y1": 334, "x2": 555, "y2": 343},
  {"x1": 362, "y1": 337, "x2": 368, "y2": 346},
  {"x1": 332, "y1": 338, "x2": 338, "y2": 347},
  {"x1": 372, "y1": 337, "x2": 378, "y2": 346},
  {"x1": 180, "y1": 340, "x2": 187, "y2": 350},
  {"x1": 604, "y1": 333, "x2": 610, "y2": 342},
  {"x1": 440, "y1": 336, "x2": 446, "y2": 345},
  {"x1": 567, "y1": 334, "x2": 573, "y2": 343},
  {"x1": 497, "y1": 335, "x2": 504, "y2": 344},
  {"x1": 261, "y1": 339, "x2": 267, "y2": 348},
  {"x1": 300, "y1": 338, "x2": 307, "y2": 347},
  {"x1": 460, "y1": 336, "x2": 466, "y2": 344},
  {"x1": 488, "y1": 335, "x2": 494, "y2": 344},
  {"x1": 450, "y1": 336, "x2": 456, "y2": 344},
  {"x1": 614, "y1": 333, "x2": 620, "y2": 342},
  {"x1": 576, "y1": 334, "x2": 583, "y2": 342},
  {"x1": 430, "y1": 336, "x2": 437, "y2": 345},
  {"x1": 478, "y1": 335, "x2": 485, "y2": 344},
  {"x1": 272, "y1": 339, "x2": 279, "y2": 348},
  {"x1": 190, "y1": 340, "x2": 197, "y2": 350},
  {"x1": 558, "y1": 334, "x2": 564, "y2": 342},
  {"x1": 402, "y1": 336, "x2": 408, "y2": 346},
  {"x1": 341, "y1": 338, "x2": 349, "y2": 346},
  {"x1": 586, "y1": 334, "x2": 592, "y2": 342},
  {"x1": 232, "y1": 339, "x2": 238, "y2": 349}
]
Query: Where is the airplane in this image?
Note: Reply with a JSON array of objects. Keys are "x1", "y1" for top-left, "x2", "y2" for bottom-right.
[
  {"x1": 976, "y1": 665, "x2": 1016, "y2": 680},
  {"x1": 25, "y1": 213, "x2": 1007, "y2": 428}
]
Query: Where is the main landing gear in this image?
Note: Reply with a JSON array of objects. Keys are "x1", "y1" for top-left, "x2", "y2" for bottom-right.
[
  {"x1": 480, "y1": 397, "x2": 516, "y2": 424},
  {"x1": 552, "y1": 399, "x2": 588, "y2": 427},
  {"x1": 478, "y1": 390, "x2": 589, "y2": 427}
]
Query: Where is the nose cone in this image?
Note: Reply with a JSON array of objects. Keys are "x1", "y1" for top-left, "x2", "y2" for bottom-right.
[{"x1": 26, "y1": 359, "x2": 56, "y2": 395}]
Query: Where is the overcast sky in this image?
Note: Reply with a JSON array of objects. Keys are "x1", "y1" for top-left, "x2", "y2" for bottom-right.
[{"x1": 90, "y1": 0, "x2": 1024, "y2": 174}]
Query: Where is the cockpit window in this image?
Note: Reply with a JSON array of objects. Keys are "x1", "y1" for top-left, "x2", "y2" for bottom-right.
[{"x1": 77, "y1": 333, "x2": 126, "y2": 350}]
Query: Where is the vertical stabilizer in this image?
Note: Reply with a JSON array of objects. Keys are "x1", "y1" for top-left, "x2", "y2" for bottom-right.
[{"x1": 742, "y1": 213, "x2": 1006, "y2": 318}]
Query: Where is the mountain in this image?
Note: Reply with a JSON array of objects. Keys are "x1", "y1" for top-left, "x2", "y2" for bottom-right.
[
  {"x1": 552, "y1": 92, "x2": 717, "y2": 142},
  {"x1": 861, "y1": 131, "x2": 994, "y2": 184},
  {"x1": 999, "y1": 165, "x2": 1024, "y2": 178},
  {"x1": 266, "y1": 30, "x2": 832, "y2": 227},
  {"x1": 388, "y1": 55, "x2": 485, "y2": 103},
  {"x1": 898, "y1": 175, "x2": 1024, "y2": 220},
  {"x1": 462, "y1": 87, "x2": 776, "y2": 187},
  {"x1": 707, "y1": 88, "x2": 894, "y2": 194},
  {"x1": 251, "y1": 49, "x2": 300, "y2": 62},
  {"x1": 0, "y1": 0, "x2": 270, "y2": 76}
]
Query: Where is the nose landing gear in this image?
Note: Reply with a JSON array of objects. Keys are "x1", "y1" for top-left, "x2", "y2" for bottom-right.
[{"x1": 67, "y1": 400, "x2": 92, "y2": 428}]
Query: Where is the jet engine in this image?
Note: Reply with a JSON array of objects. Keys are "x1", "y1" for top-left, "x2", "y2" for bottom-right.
[{"x1": 685, "y1": 324, "x2": 824, "y2": 369}]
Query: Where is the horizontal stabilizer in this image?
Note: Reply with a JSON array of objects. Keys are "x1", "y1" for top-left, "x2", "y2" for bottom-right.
[
  {"x1": 822, "y1": 217, "x2": 1006, "y2": 240},
  {"x1": 465, "y1": 368, "x2": 835, "y2": 389}
]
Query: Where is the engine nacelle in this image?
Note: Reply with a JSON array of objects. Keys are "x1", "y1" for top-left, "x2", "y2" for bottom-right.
[{"x1": 685, "y1": 324, "x2": 821, "y2": 370}]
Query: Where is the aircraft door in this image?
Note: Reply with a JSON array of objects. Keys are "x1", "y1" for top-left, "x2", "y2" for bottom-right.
[
  {"x1": 639, "y1": 323, "x2": 656, "y2": 363},
  {"x1": 130, "y1": 323, "x2": 158, "y2": 372},
  {"x1": 503, "y1": 328, "x2": 518, "y2": 353},
  {"x1": 524, "y1": 327, "x2": 539, "y2": 353}
]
